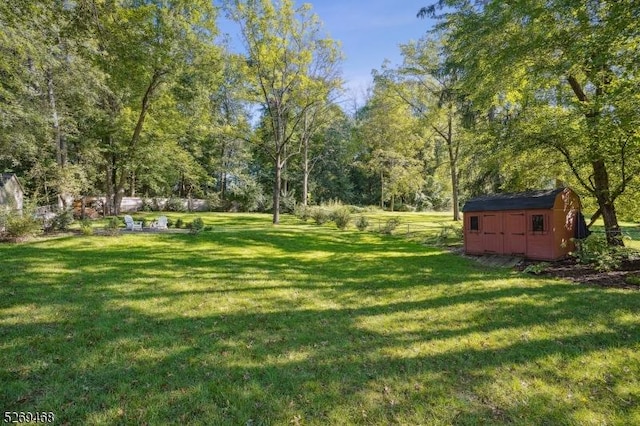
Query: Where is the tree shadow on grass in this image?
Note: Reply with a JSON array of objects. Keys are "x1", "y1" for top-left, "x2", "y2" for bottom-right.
[{"x1": 1, "y1": 229, "x2": 639, "y2": 424}]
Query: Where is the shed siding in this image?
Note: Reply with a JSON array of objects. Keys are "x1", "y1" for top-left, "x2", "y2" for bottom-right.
[{"x1": 0, "y1": 175, "x2": 23, "y2": 212}]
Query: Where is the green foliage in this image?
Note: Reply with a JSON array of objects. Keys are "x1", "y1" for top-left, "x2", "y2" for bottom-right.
[
  {"x1": 165, "y1": 198, "x2": 186, "y2": 212},
  {"x1": 280, "y1": 192, "x2": 297, "y2": 214},
  {"x1": 0, "y1": 208, "x2": 41, "y2": 241},
  {"x1": 434, "y1": 224, "x2": 463, "y2": 246},
  {"x1": 331, "y1": 207, "x2": 351, "y2": 230},
  {"x1": 228, "y1": 180, "x2": 269, "y2": 212},
  {"x1": 293, "y1": 204, "x2": 310, "y2": 222},
  {"x1": 310, "y1": 206, "x2": 331, "y2": 225},
  {"x1": 189, "y1": 217, "x2": 205, "y2": 235},
  {"x1": 382, "y1": 217, "x2": 401, "y2": 234},
  {"x1": 175, "y1": 218, "x2": 184, "y2": 229},
  {"x1": 140, "y1": 198, "x2": 156, "y2": 212},
  {"x1": 80, "y1": 218, "x2": 93, "y2": 236},
  {"x1": 47, "y1": 209, "x2": 74, "y2": 232},
  {"x1": 104, "y1": 217, "x2": 120, "y2": 236},
  {"x1": 571, "y1": 234, "x2": 637, "y2": 272},
  {"x1": 523, "y1": 262, "x2": 551, "y2": 275},
  {"x1": 205, "y1": 193, "x2": 221, "y2": 212},
  {"x1": 355, "y1": 215, "x2": 370, "y2": 231}
]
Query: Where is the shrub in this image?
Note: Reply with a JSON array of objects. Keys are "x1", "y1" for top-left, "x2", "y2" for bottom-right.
[
  {"x1": 48, "y1": 209, "x2": 74, "y2": 232},
  {"x1": 104, "y1": 217, "x2": 120, "y2": 236},
  {"x1": 293, "y1": 204, "x2": 310, "y2": 222},
  {"x1": 166, "y1": 217, "x2": 174, "y2": 228},
  {"x1": 0, "y1": 209, "x2": 41, "y2": 241},
  {"x1": 175, "y1": 218, "x2": 184, "y2": 229},
  {"x1": 228, "y1": 180, "x2": 268, "y2": 212},
  {"x1": 205, "y1": 193, "x2": 221, "y2": 212},
  {"x1": 165, "y1": 198, "x2": 186, "y2": 212},
  {"x1": 140, "y1": 198, "x2": 155, "y2": 212},
  {"x1": 332, "y1": 207, "x2": 351, "y2": 230},
  {"x1": 310, "y1": 207, "x2": 330, "y2": 225},
  {"x1": 523, "y1": 262, "x2": 551, "y2": 275},
  {"x1": 382, "y1": 217, "x2": 401, "y2": 234},
  {"x1": 190, "y1": 217, "x2": 205, "y2": 235},
  {"x1": 571, "y1": 233, "x2": 636, "y2": 272},
  {"x1": 281, "y1": 192, "x2": 297, "y2": 214},
  {"x1": 80, "y1": 218, "x2": 93, "y2": 236},
  {"x1": 355, "y1": 215, "x2": 370, "y2": 231},
  {"x1": 434, "y1": 224, "x2": 463, "y2": 246}
]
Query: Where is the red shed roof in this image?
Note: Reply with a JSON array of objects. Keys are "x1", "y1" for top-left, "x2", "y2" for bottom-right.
[{"x1": 462, "y1": 188, "x2": 567, "y2": 212}]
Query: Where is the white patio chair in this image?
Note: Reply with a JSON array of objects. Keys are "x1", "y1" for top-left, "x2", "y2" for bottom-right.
[
  {"x1": 152, "y1": 215, "x2": 168, "y2": 230},
  {"x1": 124, "y1": 215, "x2": 143, "y2": 231}
]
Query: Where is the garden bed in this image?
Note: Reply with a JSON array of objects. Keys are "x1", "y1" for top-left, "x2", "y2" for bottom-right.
[{"x1": 520, "y1": 257, "x2": 640, "y2": 290}]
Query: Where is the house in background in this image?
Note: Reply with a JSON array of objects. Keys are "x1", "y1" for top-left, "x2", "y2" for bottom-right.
[
  {"x1": 462, "y1": 187, "x2": 582, "y2": 261},
  {"x1": 0, "y1": 173, "x2": 24, "y2": 213}
]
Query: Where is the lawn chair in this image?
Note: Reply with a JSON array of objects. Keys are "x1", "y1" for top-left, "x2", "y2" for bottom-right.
[
  {"x1": 152, "y1": 215, "x2": 168, "y2": 230},
  {"x1": 124, "y1": 215, "x2": 143, "y2": 231}
]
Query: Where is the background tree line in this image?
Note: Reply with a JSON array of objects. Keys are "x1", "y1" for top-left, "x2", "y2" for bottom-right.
[{"x1": 1, "y1": 1, "x2": 638, "y2": 239}]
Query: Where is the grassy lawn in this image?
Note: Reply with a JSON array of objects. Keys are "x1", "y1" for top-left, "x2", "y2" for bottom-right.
[{"x1": 1, "y1": 213, "x2": 639, "y2": 425}]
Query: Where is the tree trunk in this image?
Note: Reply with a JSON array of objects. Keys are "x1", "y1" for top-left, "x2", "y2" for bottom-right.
[
  {"x1": 302, "y1": 136, "x2": 309, "y2": 206},
  {"x1": 273, "y1": 156, "x2": 282, "y2": 224},
  {"x1": 445, "y1": 104, "x2": 460, "y2": 221},
  {"x1": 380, "y1": 170, "x2": 385, "y2": 209},
  {"x1": 592, "y1": 158, "x2": 623, "y2": 246},
  {"x1": 47, "y1": 69, "x2": 67, "y2": 168}
]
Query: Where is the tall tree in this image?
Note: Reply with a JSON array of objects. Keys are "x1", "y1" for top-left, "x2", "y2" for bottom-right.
[
  {"x1": 226, "y1": 0, "x2": 342, "y2": 224},
  {"x1": 93, "y1": 0, "x2": 220, "y2": 214},
  {"x1": 375, "y1": 37, "x2": 472, "y2": 220},
  {"x1": 420, "y1": 0, "x2": 640, "y2": 245},
  {"x1": 356, "y1": 83, "x2": 424, "y2": 210}
]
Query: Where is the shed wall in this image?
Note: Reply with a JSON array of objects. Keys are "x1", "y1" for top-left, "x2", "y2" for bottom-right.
[{"x1": 463, "y1": 188, "x2": 580, "y2": 261}]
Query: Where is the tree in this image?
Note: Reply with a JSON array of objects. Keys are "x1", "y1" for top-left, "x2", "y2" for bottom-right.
[
  {"x1": 0, "y1": 1, "x2": 106, "y2": 205},
  {"x1": 356, "y1": 83, "x2": 424, "y2": 210},
  {"x1": 420, "y1": 0, "x2": 640, "y2": 245},
  {"x1": 375, "y1": 37, "x2": 473, "y2": 220},
  {"x1": 92, "y1": 0, "x2": 220, "y2": 214},
  {"x1": 226, "y1": 0, "x2": 342, "y2": 224}
]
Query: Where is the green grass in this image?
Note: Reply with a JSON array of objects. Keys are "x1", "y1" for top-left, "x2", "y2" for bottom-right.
[{"x1": 1, "y1": 213, "x2": 639, "y2": 425}]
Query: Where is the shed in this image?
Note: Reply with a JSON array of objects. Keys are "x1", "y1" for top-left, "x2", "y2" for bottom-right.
[
  {"x1": 462, "y1": 187, "x2": 581, "y2": 261},
  {"x1": 0, "y1": 173, "x2": 24, "y2": 213}
]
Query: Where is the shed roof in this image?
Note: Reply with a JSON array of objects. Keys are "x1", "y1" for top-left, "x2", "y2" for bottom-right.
[{"x1": 462, "y1": 188, "x2": 567, "y2": 212}]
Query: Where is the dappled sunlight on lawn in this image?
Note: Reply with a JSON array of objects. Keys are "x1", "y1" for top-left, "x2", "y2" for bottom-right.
[{"x1": 1, "y1": 214, "x2": 639, "y2": 424}]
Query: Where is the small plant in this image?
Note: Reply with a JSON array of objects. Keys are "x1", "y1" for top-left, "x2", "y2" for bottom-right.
[
  {"x1": 571, "y1": 234, "x2": 634, "y2": 272},
  {"x1": 48, "y1": 209, "x2": 74, "y2": 232},
  {"x1": 175, "y1": 218, "x2": 184, "y2": 229},
  {"x1": 140, "y1": 198, "x2": 155, "y2": 212},
  {"x1": 523, "y1": 262, "x2": 551, "y2": 275},
  {"x1": 382, "y1": 217, "x2": 401, "y2": 234},
  {"x1": 355, "y1": 215, "x2": 370, "y2": 231},
  {"x1": 166, "y1": 217, "x2": 174, "y2": 228},
  {"x1": 190, "y1": 217, "x2": 205, "y2": 235},
  {"x1": 104, "y1": 217, "x2": 120, "y2": 236},
  {"x1": 80, "y1": 218, "x2": 93, "y2": 236},
  {"x1": 332, "y1": 207, "x2": 352, "y2": 230},
  {"x1": 434, "y1": 224, "x2": 463, "y2": 246},
  {"x1": 165, "y1": 197, "x2": 186, "y2": 212},
  {"x1": 310, "y1": 207, "x2": 330, "y2": 225},
  {"x1": 205, "y1": 193, "x2": 221, "y2": 212},
  {"x1": 0, "y1": 210, "x2": 41, "y2": 241},
  {"x1": 294, "y1": 204, "x2": 310, "y2": 222}
]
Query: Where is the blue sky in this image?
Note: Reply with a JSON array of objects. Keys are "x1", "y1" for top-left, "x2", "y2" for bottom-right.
[{"x1": 217, "y1": 1, "x2": 435, "y2": 104}]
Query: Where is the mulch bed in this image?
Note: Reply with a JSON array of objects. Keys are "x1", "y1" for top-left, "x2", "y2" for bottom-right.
[{"x1": 518, "y1": 257, "x2": 640, "y2": 290}]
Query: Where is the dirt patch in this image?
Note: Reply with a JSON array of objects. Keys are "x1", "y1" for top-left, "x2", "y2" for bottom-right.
[{"x1": 519, "y1": 257, "x2": 640, "y2": 290}]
